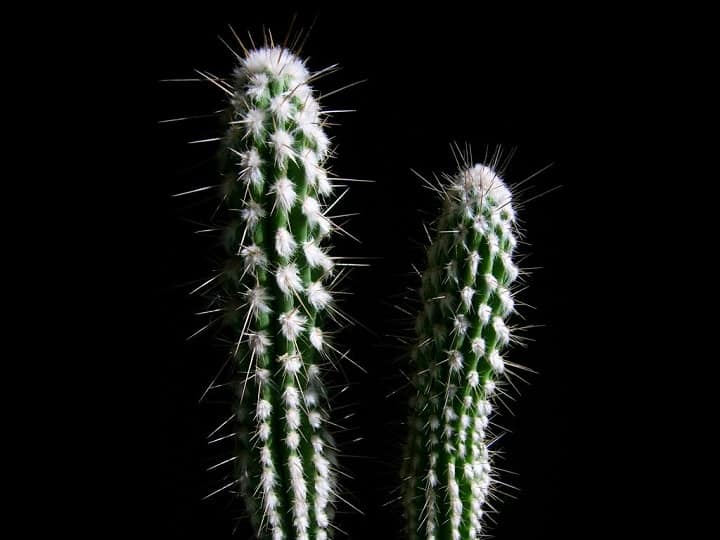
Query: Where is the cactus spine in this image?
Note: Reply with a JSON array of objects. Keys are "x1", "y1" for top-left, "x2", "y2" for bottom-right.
[
  {"x1": 402, "y1": 164, "x2": 520, "y2": 540},
  {"x1": 217, "y1": 46, "x2": 340, "y2": 540}
]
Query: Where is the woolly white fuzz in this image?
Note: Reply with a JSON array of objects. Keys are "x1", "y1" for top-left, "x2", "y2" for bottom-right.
[
  {"x1": 276, "y1": 264, "x2": 303, "y2": 295},
  {"x1": 484, "y1": 273, "x2": 499, "y2": 290},
  {"x1": 471, "y1": 336, "x2": 486, "y2": 357},
  {"x1": 473, "y1": 217, "x2": 490, "y2": 234},
  {"x1": 307, "y1": 281, "x2": 332, "y2": 310},
  {"x1": 248, "y1": 286, "x2": 272, "y2": 318},
  {"x1": 275, "y1": 227, "x2": 297, "y2": 258},
  {"x1": 458, "y1": 163, "x2": 512, "y2": 208},
  {"x1": 271, "y1": 177, "x2": 297, "y2": 213},
  {"x1": 453, "y1": 315, "x2": 469, "y2": 336},
  {"x1": 256, "y1": 367, "x2": 271, "y2": 385},
  {"x1": 427, "y1": 468, "x2": 438, "y2": 487},
  {"x1": 484, "y1": 379, "x2": 496, "y2": 396},
  {"x1": 283, "y1": 386, "x2": 300, "y2": 408},
  {"x1": 316, "y1": 169, "x2": 332, "y2": 196},
  {"x1": 308, "y1": 410, "x2": 322, "y2": 429},
  {"x1": 260, "y1": 446, "x2": 273, "y2": 467},
  {"x1": 303, "y1": 241, "x2": 334, "y2": 272},
  {"x1": 313, "y1": 453, "x2": 330, "y2": 477},
  {"x1": 304, "y1": 390, "x2": 318, "y2": 408},
  {"x1": 295, "y1": 103, "x2": 319, "y2": 135},
  {"x1": 487, "y1": 232, "x2": 500, "y2": 254},
  {"x1": 286, "y1": 430, "x2": 300, "y2": 450},
  {"x1": 308, "y1": 124, "x2": 330, "y2": 159},
  {"x1": 257, "y1": 422, "x2": 271, "y2": 442},
  {"x1": 309, "y1": 327, "x2": 324, "y2": 350},
  {"x1": 316, "y1": 511, "x2": 329, "y2": 528},
  {"x1": 308, "y1": 364, "x2": 321, "y2": 380},
  {"x1": 497, "y1": 286, "x2": 514, "y2": 316},
  {"x1": 311, "y1": 435, "x2": 324, "y2": 454},
  {"x1": 447, "y1": 462, "x2": 462, "y2": 533},
  {"x1": 488, "y1": 350, "x2": 504, "y2": 374},
  {"x1": 467, "y1": 370, "x2": 480, "y2": 388},
  {"x1": 478, "y1": 304, "x2": 492, "y2": 325},
  {"x1": 244, "y1": 108, "x2": 266, "y2": 138},
  {"x1": 261, "y1": 467, "x2": 276, "y2": 495},
  {"x1": 241, "y1": 244, "x2": 267, "y2": 272},
  {"x1": 242, "y1": 47, "x2": 310, "y2": 82},
  {"x1": 475, "y1": 414, "x2": 489, "y2": 431},
  {"x1": 461, "y1": 286, "x2": 475, "y2": 310},
  {"x1": 239, "y1": 148, "x2": 263, "y2": 186},
  {"x1": 279, "y1": 309, "x2": 306, "y2": 341},
  {"x1": 299, "y1": 148, "x2": 319, "y2": 186},
  {"x1": 245, "y1": 73, "x2": 269, "y2": 101},
  {"x1": 279, "y1": 353, "x2": 302, "y2": 375},
  {"x1": 477, "y1": 400, "x2": 492, "y2": 416},
  {"x1": 302, "y1": 197, "x2": 331, "y2": 236},
  {"x1": 447, "y1": 350, "x2": 464, "y2": 372},
  {"x1": 256, "y1": 399, "x2": 272, "y2": 420},
  {"x1": 500, "y1": 251, "x2": 519, "y2": 282},
  {"x1": 493, "y1": 316, "x2": 510, "y2": 346},
  {"x1": 468, "y1": 251, "x2": 481, "y2": 276},
  {"x1": 287, "y1": 453, "x2": 309, "y2": 532},
  {"x1": 286, "y1": 408, "x2": 301, "y2": 430},
  {"x1": 249, "y1": 331, "x2": 271, "y2": 356},
  {"x1": 270, "y1": 129, "x2": 295, "y2": 165},
  {"x1": 269, "y1": 93, "x2": 293, "y2": 122},
  {"x1": 241, "y1": 200, "x2": 265, "y2": 229}
]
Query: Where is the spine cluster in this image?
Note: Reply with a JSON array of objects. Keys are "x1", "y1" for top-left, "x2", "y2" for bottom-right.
[
  {"x1": 402, "y1": 164, "x2": 519, "y2": 540},
  {"x1": 219, "y1": 47, "x2": 339, "y2": 540}
]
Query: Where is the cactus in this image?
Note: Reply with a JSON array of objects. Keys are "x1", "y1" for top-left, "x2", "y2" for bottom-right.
[
  {"x1": 401, "y1": 163, "x2": 520, "y2": 540},
  {"x1": 206, "y1": 45, "x2": 346, "y2": 540}
]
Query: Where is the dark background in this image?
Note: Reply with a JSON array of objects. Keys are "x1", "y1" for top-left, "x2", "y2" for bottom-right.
[{"x1": 93, "y1": 3, "x2": 671, "y2": 539}]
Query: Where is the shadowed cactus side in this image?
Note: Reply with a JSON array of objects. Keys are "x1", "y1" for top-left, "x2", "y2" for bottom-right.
[
  {"x1": 401, "y1": 163, "x2": 522, "y2": 540},
  {"x1": 210, "y1": 45, "x2": 350, "y2": 540}
]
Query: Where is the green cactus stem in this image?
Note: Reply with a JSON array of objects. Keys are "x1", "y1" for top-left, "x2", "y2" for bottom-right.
[{"x1": 207, "y1": 46, "x2": 347, "y2": 540}]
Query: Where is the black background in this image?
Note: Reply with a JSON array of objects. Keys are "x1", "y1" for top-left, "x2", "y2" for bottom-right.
[{"x1": 87, "y1": 3, "x2": 671, "y2": 539}]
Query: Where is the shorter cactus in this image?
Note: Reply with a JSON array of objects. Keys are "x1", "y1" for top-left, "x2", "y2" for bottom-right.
[{"x1": 402, "y1": 162, "x2": 521, "y2": 540}]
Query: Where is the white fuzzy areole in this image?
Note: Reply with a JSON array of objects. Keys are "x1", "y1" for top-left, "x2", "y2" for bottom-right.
[
  {"x1": 244, "y1": 108, "x2": 266, "y2": 138},
  {"x1": 248, "y1": 286, "x2": 272, "y2": 318},
  {"x1": 309, "y1": 327, "x2": 324, "y2": 351},
  {"x1": 272, "y1": 177, "x2": 297, "y2": 213},
  {"x1": 307, "y1": 281, "x2": 332, "y2": 310},
  {"x1": 270, "y1": 129, "x2": 295, "y2": 165},
  {"x1": 275, "y1": 227, "x2": 297, "y2": 258},
  {"x1": 458, "y1": 164, "x2": 512, "y2": 208},
  {"x1": 242, "y1": 47, "x2": 310, "y2": 83},
  {"x1": 276, "y1": 264, "x2": 303, "y2": 295},
  {"x1": 279, "y1": 309, "x2": 307, "y2": 341},
  {"x1": 303, "y1": 240, "x2": 334, "y2": 272}
]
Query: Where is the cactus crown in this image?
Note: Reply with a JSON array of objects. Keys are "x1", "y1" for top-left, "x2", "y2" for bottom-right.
[
  {"x1": 214, "y1": 46, "x2": 342, "y2": 540},
  {"x1": 402, "y1": 163, "x2": 520, "y2": 540}
]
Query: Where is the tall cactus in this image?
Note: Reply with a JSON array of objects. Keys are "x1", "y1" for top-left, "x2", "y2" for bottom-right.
[
  {"x1": 211, "y1": 46, "x2": 344, "y2": 540},
  {"x1": 402, "y1": 163, "x2": 520, "y2": 540}
]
